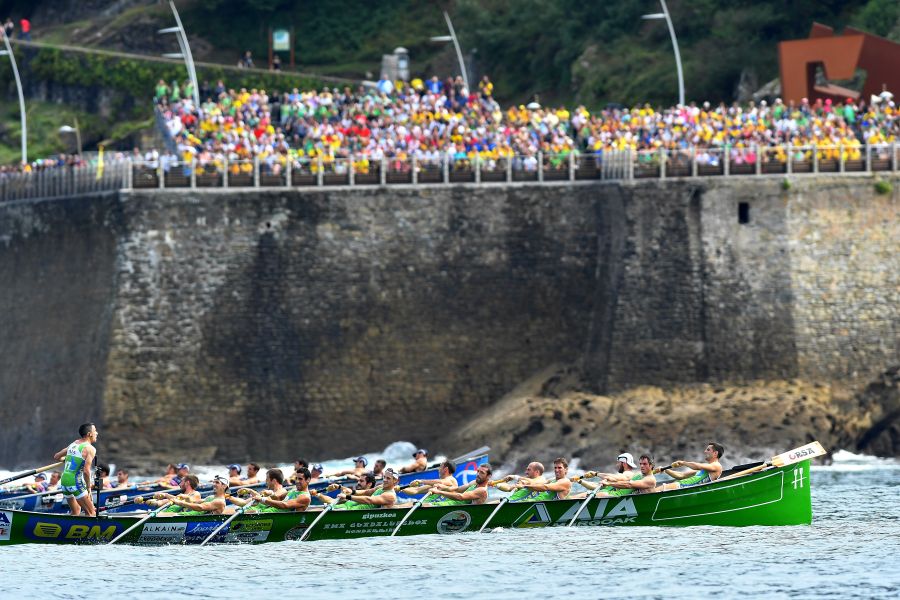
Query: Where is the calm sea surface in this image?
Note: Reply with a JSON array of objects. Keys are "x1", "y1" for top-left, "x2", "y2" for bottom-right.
[{"x1": 1, "y1": 450, "x2": 898, "y2": 599}]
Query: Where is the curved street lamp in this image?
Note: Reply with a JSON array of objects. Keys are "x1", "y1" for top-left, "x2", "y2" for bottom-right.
[
  {"x1": 430, "y1": 10, "x2": 469, "y2": 91},
  {"x1": 642, "y1": 0, "x2": 685, "y2": 106},
  {"x1": 0, "y1": 29, "x2": 27, "y2": 165},
  {"x1": 158, "y1": 0, "x2": 200, "y2": 107}
]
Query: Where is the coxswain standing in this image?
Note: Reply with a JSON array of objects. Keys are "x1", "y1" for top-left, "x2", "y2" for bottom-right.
[{"x1": 52, "y1": 423, "x2": 99, "y2": 516}]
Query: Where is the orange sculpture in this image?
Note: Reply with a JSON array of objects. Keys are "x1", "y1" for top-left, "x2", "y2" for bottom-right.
[{"x1": 778, "y1": 23, "x2": 900, "y2": 104}]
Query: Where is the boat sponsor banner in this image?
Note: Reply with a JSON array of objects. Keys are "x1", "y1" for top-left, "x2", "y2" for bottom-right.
[
  {"x1": 184, "y1": 521, "x2": 229, "y2": 543},
  {"x1": 436, "y1": 510, "x2": 471, "y2": 534},
  {"x1": 24, "y1": 516, "x2": 123, "y2": 542},
  {"x1": 0, "y1": 499, "x2": 25, "y2": 511},
  {"x1": 225, "y1": 519, "x2": 273, "y2": 543},
  {"x1": 0, "y1": 511, "x2": 12, "y2": 540},
  {"x1": 138, "y1": 522, "x2": 187, "y2": 543}
]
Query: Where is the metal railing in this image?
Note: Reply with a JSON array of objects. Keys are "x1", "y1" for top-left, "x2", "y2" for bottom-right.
[{"x1": 2, "y1": 144, "x2": 898, "y2": 202}]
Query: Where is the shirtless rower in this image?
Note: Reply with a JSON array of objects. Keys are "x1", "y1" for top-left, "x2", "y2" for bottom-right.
[
  {"x1": 167, "y1": 474, "x2": 229, "y2": 515},
  {"x1": 596, "y1": 455, "x2": 657, "y2": 497},
  {"x1": 139, "y1": 474, "x2": 201, "y2": 515},
  {"x1": 228, "y1": 462, "x2": 262, "y2": 486},
  {"x1": 245, "y1": 467, "x2": 311, "y2": 512},
  {"x1": 337, "y1": 468, "x2": 399, "y2": 509},
  {"x1": 517, "y1": 458, "x2": 572, "y2": 501},
  {"x1": 399, "y1": 449, "x2": 429, "y2": 474},
  {"x1": 328, "y1": 456, "x2": 369, "y2": 479},
  {"x1": 493, "y1": 462, "x2": 547, "y2": 501},
  {"x1": 426, "y1": 463, "x2": 492, "y2": 506},
  {"x1": 657, "y1": 442, "x2": 725, "y2": 491},
  {"x1": 53, "y1": 423, "x2": 99, "y2": 516}
]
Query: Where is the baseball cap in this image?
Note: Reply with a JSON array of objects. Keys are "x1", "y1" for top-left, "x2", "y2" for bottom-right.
[
  {"x1": 354, "y1": 456, "x2": 368, "y2": 466},
  {"x1": 413, "y1": 448, "x2": 428, "y2": 457},
  {"x1": 227, "y1": 463, "x2": 241, "y2": 473},
  {"x1": 383, "y1": 468, "x2": 399, "y2": 480},
  {"x1": 34, "y1": 473, "x2": 47, "y2": 481},
  {"x1": 212, "y1": 475, "x2": 229, "y2": 486},
  {"x1": 617, "y1": 453, "x2": 637, "y2": 469},
  {"x1": 176, "y1": 463, "x2": 190, "y2": 471},
  {"x1": 311, "y1": 463, "x2": 324, "y2": 473}
]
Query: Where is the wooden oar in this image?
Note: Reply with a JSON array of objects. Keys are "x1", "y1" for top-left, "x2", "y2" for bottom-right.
[
  {"x1": 719, "y1": 441, "x2": 828, "y2": 482},
  {"x1": 390, "y1": 493, "x2": 430, "y2": 537},
  {"x1": 0, "y1": 461, "x2": 63, "y2": 487},
  {"x1": 108, "y1": 501, "x2": 172, "y2": 545},
  {"x1": 199, "y1": 500, "x2": 257, "y2": 547},
  {"x1": 478, "y1": 497, "x2": 509, "y2": 533},
  {"x1": 299, "y1": 504, "x2": 334, "y2": 542}
]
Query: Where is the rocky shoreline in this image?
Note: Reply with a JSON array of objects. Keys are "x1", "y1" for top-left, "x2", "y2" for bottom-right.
[{"x1": 440, "y1": 365, "x2": 900, "y2": 472}]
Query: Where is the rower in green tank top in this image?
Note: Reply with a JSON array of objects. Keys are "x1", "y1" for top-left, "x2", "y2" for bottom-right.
[
  {"x1": 401, "y1": 460, "x2": 459, "y2": 502},
  {"x1": 313, "y1": 472, "x2": 378, "y2": 510},
  {"x1": 596, "y1": 455, "x2": 658, "y2": 497},
  {"x1": 337, "y1": 468, "x2": 400, "y2": 509},
  {"x1": 658, "y1": 442, "x2": 725, "y2": 492},
  {"x1": 570, "y1": 452, "x2": 639, "y2": 499},
  {"x1": 52, "y1": 422, "x2": 99, "y2": 516},
  {"x1": 137, "y1": 473, "x2": 201, "y2": 515},
  {"x1": 162, "y1": 474, "x2": 230, "y2": 514},
  {"x1": 246, "y1": 467, "x2": 311, "y2": 512},
  {"x1": 493, "y1": 461, "x2": 548, "y2": 501},
  {"x1": 426, "y1": 463, "x2": 493, "y2": 505},
  {"x1": 517, "y1": 458, "x2": 573, "y2": 501}
]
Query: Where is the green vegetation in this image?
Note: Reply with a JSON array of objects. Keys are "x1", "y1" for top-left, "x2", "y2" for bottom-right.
[
  {"x1": 781, "y1": 178, "x2": 792, "y2": 192},
  {"x1": 874, "y1": 179, "x2": 893, "y2": 195}
]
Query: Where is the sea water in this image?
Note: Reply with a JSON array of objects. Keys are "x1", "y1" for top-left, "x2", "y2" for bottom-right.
[{"x1": 1, "y1": 448, "x2": 898, "y2": 599}]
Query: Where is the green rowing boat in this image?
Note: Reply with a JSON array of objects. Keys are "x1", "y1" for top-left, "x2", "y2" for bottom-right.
[{"x1": 0, "y1": 460, "x2": 812, "y2": 546}]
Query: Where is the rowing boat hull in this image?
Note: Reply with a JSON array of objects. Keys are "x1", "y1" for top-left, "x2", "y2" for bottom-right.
[{"x1": 0, "y1": 461, "x2": 811, "y2": 546}]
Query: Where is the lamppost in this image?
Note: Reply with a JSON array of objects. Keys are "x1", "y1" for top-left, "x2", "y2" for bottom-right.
[
  {"x1": 642, "y1": 0, "x2": 684, "y2": 106},
  {"x1": 158, "y1": 0, "x2": 200, "y2": 107},
  {"x1": 430, "y1": 10, "x2": 469, "y2": 91},
  {"x1": 0, "y1": 29, "x2": 27, "y2": 165},
  {"x1": 59, "y1": 118, "x2": 82, "y2": 156}
]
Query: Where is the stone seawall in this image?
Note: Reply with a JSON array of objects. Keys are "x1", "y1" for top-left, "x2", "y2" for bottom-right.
[{"x1": 0, "y1": 176, "x2": 897, "y2": 466}]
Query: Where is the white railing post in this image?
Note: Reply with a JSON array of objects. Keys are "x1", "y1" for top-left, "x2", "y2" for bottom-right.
[
  {"x1": 254, "y1": 156, "x2": 260, "y2": 187},
  {"x1": 660, "y1": 148, "x2": 667, "y2": 179},
  {"x1": 568, "y1": 151, "x2": 575, "y2": 181},
  {"x1": 786, "y1": 143, "x2": 793, "y2": 175},
  {"x1": 223, "y1": 157, "x2": 229, "y2": 188},
  {"x1": 286, "y1": 156, "x2": 293, "y2": 187},
  {"x1": 190, "y1": 157, "x2": 197, "y2": 188},
  {"x1": 839, "y1": 144, "x2": 845, "y2": 173},
  {"x1": 892, "y1": 142, "x2": 898, "y2": 172},
  {"x1": 723, "y1": 147, "x2": 730, "y2": 177},
  {"x1": 380, "y1": 157, "x2": 387, "y2": 186},
  {"x1": 475, "y1": 154, "x2": 481, "y2": 184},
  {"x1": 348, "y1": 154, "x2": 354, "y2": 186},
  {"x1": 506, "y1": 155, "x2": 512, "y2": 182},
  {"x1": 812, "y1": 145, "x2": 818, "y2": 173},
  {"x1": 443, "y1": 153, "x2": 449, "y2": 184},
  {"x1": 691, "y1": 147, "x2": 698, "y2": 177},
  {"x1": 412, "y1": 154, "x2": 417, "y2": 185},
  {"x1": 318, "y1": 156, "x2": 324, "y2": 186},
  {"x1": 538, "y1": 151, "x2": 544, "y2": 182},
  {"x1": 755, "y1": 145, "x2": 762, "y2": 175},
  {"x1": 865, "y1": 144, "x2": 871, "y2": 173},
  {"x1": 158, "y1": 161, "x2": 165, "y2": 189}
]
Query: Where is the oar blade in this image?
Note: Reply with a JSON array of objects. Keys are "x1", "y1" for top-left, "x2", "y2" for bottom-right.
[{"x1": 771, "y1": 441, "x2": 827, "y2": 468}]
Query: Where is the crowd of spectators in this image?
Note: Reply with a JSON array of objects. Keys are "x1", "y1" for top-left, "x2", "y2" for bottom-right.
[{"x1": 150, "y1": 74, "x2": 900, "y2": 176}]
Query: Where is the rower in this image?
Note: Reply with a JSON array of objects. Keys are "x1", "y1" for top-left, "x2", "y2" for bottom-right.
[
  {"x1": 155, "y1": 464, "x2": 178, "y2": 486},
  {"x1": 596, "y1": 455, "x2": 657, "y2": 497},
  {"x1": 309, "y1": 463, "x2": 325, "y2": 483},
  {"x1": 328, "y1": 456, "x2": 369, "y2": 479},
  {"x1": 171, "y1": 463, "x2": 191, "y2": 486},
  {"x1": 657, "y1": 442, "x2": 724, "y2": 491},
  {"x1": 399, "y1": 449, "x2": 429, "y2": 474},
  {"x1": 230, "y1": 468, "x2": 288, "y2": 510},
  {"x1": 337, "y1": 468, "x2": 399, "y2": 509},
  {"x1": 96, "y1": 465, "x2": 113, "y2": 489},
  {"x1": 572, "y1": 452, "x2": 638, "y2": 498},
  {"x1": 426, "y1": 463, "x2": 492, "y2": 505},
  {"x1": 228, "y1": 462, "x2": 262, "y2": 486},
  {"x1": 290, "y1": 459, "x2": 308, "y2": 484},
  {"x1": 168, "y1": 474, "x2": 229, "y2": 515},
  {"x1": 110, "y1": 470, "x2": 132, "y2": 490},
  {"x1": 140, "y1": 474, "x2": 201, "y2": 515},
  {"x1": 404, "y1": 460, "x2": 457, "y2": 496},
  {"x1": 312, "y1": 472, "x2": 377, "y2": 509},
  {"x1": 493, "y1": 462, "x2": 546, "y2": 501},
  {"x1": 47, "y1": 471, "x2": 61, "y2": 491},
  {"x1": 516, "y1": 458, "x2": 572, "y2": 500},
  {"x1": 372, "y1": 459, "x2": 386, "y2": 477},
  {"x1": 52, "y1": 422, "x2": 99, "y2": 516},
  {"x1": 25, "y1": 473, "x2": 49, "y2": 494},
  {"x1": 246, "y1": 467, "x2": 311, "y2": 512}
]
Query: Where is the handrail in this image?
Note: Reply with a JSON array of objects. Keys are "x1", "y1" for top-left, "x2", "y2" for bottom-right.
[{"x1": 1, "y1": 143, "x2": 896, "y2": 202}]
